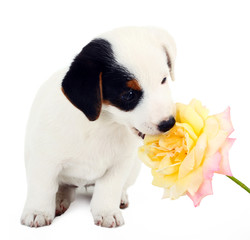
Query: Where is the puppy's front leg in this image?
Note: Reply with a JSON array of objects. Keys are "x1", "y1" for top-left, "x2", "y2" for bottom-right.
[
  {"x1": 90, "y1": 161, "x2": 132, "y2": 228},
  {"x1": 21, "y1": 161, "x2": 60, "y2": 227}
]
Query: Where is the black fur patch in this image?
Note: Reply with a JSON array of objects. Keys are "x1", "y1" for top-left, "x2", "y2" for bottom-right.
[
  {"x1": 102, "y1": 61, "x2": 143, "y2": 112},
  {"x1": 62, "y1": 38, "x2": 143, "y2": 120}
]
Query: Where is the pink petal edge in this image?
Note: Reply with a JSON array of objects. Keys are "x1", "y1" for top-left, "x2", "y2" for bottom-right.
[
  {"x1": 203, "y1": 152, "x2": 222, "y2": 180},
  {"x1": 216, "y1": 138, "x2": 235, "y2": 176},
  {"x1": 216, "y1": 107, "x2": 234, "y2": 136},
  {"x1": 187, "y1": 152, "x2": 222, "y2": 207},
  {"x1": 187, "y1": 179, "x2": 213, "y2": 207},
  {"x1": 187, "y1": 107, "x2": 235, "y2": 207}
]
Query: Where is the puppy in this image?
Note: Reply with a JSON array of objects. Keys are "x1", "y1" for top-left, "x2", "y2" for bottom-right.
[{"x1": 21, "y1": 26, "x2": 177, "y2": 228}]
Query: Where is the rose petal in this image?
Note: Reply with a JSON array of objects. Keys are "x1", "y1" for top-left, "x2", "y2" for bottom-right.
[
  {"x1": 203, "y1": 152, "x2": 221, "y2": 180},
  {"x1": 152, "y1": 169, "x2": 178, "y2": 188},
  {"x1": 138, "y1": 147, "x2": 160, "y2": 169},
  {"x1": 187, "y1": 152, "x2": 220, "y2": 207},
  {"x1": 163, "y1": 185, "x2": 180, "y2": 200},
  {"x1": 204, "y1": 108, "x2": 234, "y2": 157},
  {"x1": 216, "y1": 138, "x2": 235, "y2": 176},
  {"x1": 186, "y1": 146, "x2": 221, "y2": 206},
  {"x1": 187, "y1": 179, "x2": 213, "y2": 207},
  {"x1": 215, "y1": 107, "x2": 234, "y2": 135},
  {"x1": 143, "y1": 134, "x2": 162, "y2": 144},
  {"x1": 159, "y1": 134, "x2": 182, "y2": 150},
  {"x1": 189, "y1": 99, "x2": 209, "y2": 120},
  {"x1": 178, "y1": 105, "x2": 204, "y2": 135},
  {"x1": 163, "y1": 185, "x2": 181, "y2": 199},
  {"x1": 178, "y1": 150, "x2": 195, "y2": 179},
  {"x1": 176, "y1": 122, "x2": 198, "y2": 141},
  {"x1": 186, "y1": 167, "x2": 204, "y2": 195},
  {"x1": 162, "y1": 188, "x2": 171, "y2": 199},
  {"x1": 158, "y1": 156, "x2": 180, "y2": 175},
  {"x1": 203, "y1": 117, "x2": 220, "y2": 140},
  {"x1": 169, "y1": 167, "x2": 203, "y2": 199},
  {"x1": 194, "y1": 133, "x2": 208, "y2": 168},
  {"x1": 175, "y1": 103, "x2": 186, "y2": 123}
]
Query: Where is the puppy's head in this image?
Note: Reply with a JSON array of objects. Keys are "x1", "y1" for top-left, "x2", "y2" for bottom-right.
[{"x1": 62, "y1": 27, "x2": 176, "y2": 136}]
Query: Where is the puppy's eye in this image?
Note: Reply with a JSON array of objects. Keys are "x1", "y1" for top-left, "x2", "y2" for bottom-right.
[
  {"x1": 161, "y1": 77, "x2": 167, "y2": 84},
  {"x1": 121, "y1": 90, "x2": 135, "y2": 102}
]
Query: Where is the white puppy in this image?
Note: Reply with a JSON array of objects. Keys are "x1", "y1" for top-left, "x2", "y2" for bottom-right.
[{"x1": 21, "y1": 26, "x2": 177, "y2": 228}]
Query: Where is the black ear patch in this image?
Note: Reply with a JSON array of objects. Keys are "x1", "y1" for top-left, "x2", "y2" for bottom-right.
[
  {"x1": 62, "y1": 38, "x2": 143, "y2": 121},
  {"x1": 62, "y1": 39, "x2": 111, "y2": 121}
]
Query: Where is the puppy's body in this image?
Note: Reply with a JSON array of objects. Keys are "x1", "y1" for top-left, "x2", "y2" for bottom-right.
[
  {"x1": 21, "y1": 27, "x2": 176, "y2": 228},
  {"x1": 25, "y1": 69, "x2": 140, "y2": 187}
]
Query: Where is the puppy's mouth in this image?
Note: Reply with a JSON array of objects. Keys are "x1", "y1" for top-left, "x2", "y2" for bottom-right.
[{"x1": 132, "y1": 127, "x2": 145, "y2": 139}]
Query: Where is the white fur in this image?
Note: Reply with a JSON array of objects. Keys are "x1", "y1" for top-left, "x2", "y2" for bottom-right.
[{"x1": 21, "y1": 26, "x2": 176, "y2": 228}]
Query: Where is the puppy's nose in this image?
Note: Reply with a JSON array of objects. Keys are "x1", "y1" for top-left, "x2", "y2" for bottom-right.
[{"x1": 158, "y1": 117, "x2": 176, "y2": 132}]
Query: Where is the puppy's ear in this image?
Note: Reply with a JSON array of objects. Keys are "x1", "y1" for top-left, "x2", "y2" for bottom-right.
[
  {"x1": 163, "y1": 44, "x2": 176, "y2": 81},
  {"x1": 62, "y1": 39, "x2": 110, "y2": 121},
  {"x1": 147, "y1": 27, "x2": 177, "y2": 81}
]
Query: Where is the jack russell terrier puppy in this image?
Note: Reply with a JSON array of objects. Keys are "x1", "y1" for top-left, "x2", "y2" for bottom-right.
[{"x1": 21, "y1": 26, "x2": 177, "y2": 228}]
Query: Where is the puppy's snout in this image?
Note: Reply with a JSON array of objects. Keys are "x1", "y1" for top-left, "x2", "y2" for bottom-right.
[{"x1": 158, "y1": 117, "x2": 176, "y2": 132}]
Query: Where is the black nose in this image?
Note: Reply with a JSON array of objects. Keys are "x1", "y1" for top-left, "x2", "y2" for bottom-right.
[{"x1": 158, "y1": 117, "x2": 176, "y2": 132}]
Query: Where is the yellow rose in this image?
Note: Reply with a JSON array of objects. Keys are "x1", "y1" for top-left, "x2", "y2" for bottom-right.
[{"x1": 138, "y1": 99, "x2": 235, "y2": 206}]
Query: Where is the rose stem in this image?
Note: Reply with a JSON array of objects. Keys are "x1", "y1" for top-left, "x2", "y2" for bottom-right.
[{"x1": 226, "y1": 176, "x2": 250, "y2": 194}]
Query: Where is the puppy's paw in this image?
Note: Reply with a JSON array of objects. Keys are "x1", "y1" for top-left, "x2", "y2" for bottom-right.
[
  {"x1": 55, "y1": 188, "x2": 73, "y2": 217},
  {"x1": 55, "y1": 184, "x2": 76, "y2": 216},
  {"x1": 92, "y1": 210, "x2": 124, "y2": 228},
  {"x1": 21, "y1": 211, "x2": 54, "y2": 228},
  {"x1": 120, "y1": 191, "x2": 129, "y2": 209},
  {"x1": 55, "y1": 198, "x2": 70, "y2": 216}
]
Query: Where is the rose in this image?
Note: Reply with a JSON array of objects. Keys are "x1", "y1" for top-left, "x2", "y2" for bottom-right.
[{"x1": 138, "y1": 99, "x2": 235, "y2": 206}]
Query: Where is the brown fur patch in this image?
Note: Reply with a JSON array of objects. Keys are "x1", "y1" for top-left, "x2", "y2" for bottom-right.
[
  {"x1": 93, "y1": 72, "x2": 103, "y2": 119},
  {"x1": 127, "y1": 79, "x2": 141, "y2": 91},
  {"x1": 99, "y1": 72, "x2": 103, "y2": 101},
  {"x1": 100, "y1": 72, "x2": 111, "y2": 106},
  {"x1": 103, "y1": 99, "x2": 112, "y2": 105}
]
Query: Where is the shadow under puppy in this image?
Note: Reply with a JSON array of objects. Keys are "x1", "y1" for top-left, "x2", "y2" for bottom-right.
[{"x1": 21, "y1": 26, "x2": 177, "y2": 228}]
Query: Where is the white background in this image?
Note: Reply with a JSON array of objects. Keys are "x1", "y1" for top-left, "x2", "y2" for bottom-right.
[{"x1": 1, "y1": 0, "x2": 250, "y2": 239}]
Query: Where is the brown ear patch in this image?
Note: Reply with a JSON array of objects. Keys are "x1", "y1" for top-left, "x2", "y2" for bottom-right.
[
  {"x1": 127, "y1": 79, "x2": 141, "y2": 91},
  {"x1": 102, "y1": 99, "x2": 112, "y2": 106},
  {"x1": 100, "y1": 72, "x2": 112, "y2": 106},
  {"x1": 95, "y1": 72, "x2": 103, "y2": 118}
]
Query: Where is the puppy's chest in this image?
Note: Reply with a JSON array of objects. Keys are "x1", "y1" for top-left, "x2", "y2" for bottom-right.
[{"x1": 59, "y1": 127, "x2": 140, "y2": 186}]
